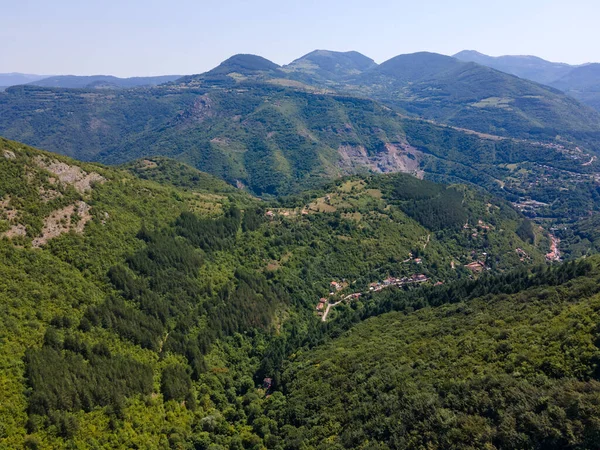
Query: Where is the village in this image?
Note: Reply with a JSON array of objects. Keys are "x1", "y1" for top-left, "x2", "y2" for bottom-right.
[{"x1": 316, "y1": 273, "x2": 432, "y2": 321}]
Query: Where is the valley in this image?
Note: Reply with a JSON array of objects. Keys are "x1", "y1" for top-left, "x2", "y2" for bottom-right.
[
  {"x1": 2, "y1": 42, "x2": 600, "y2": 449},
  {"x1": 0, "y1": 136, "x2": 561, "y2": 448}
]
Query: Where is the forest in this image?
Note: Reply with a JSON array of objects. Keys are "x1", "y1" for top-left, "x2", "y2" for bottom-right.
[{"x1": 1, "y1": 137, "x2": 599, "y2": 449}]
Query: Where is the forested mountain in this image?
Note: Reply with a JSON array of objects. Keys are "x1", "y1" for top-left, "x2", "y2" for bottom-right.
[
  {"x1": 283, "y1": 50, "x2": 377, "y2": 84},
  {"x1": 0, "y1": 73, "x2": 51, "y2": 90},
  {"x1": 0, "y1": 137, "x2": 557, "y2": 448},
  {"x1": 454, "y1": 50, "x2": 574, "y2": 85},
  {"x1": 454, "y1": 50, "x2": 600, "y2": 112},
  {"x1": 28, "y1": 74, "x2": 183, "y2": 89},
  {"x1": 1, "y1": 77, "x2": 599, "y2": 223},
  {"x1": 550, "y1": 64, "x2": 600, "y2": 112},
  {"x1": 346, "y1": 52, "x2": 600, "y2": 141}
]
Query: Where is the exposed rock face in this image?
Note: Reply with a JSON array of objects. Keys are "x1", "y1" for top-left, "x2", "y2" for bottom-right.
[
  {"x1": 32, "y1": 201, "x2": 92, "y2": 248},
  {"x1": 337, "y1": 141, "x2": 424, "y2": 178},
  {"x1": 38, "y1": 186, "x2": 63, "y2": 202},
  {"x1": 3, "y1": 150, "x2": 16, "y2": 159},
  {"x1": 178, "y1": 94, "x2": 216, "y2": 124},
  {"x1": 0, "y1": 197, "x2": 18, "y2": 220},
  {"x1": 1, "y1": 224, "x2": 27, "y2": 239},
  {"x1": 34, "y1": 156, "x2": 105, "y2": 193}
]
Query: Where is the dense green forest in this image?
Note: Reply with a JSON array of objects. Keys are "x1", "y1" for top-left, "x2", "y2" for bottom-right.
[
  {"x1": 1, "y1": 137, "x2": 570, "y2": 448},
  {"x1": 276, "y1": 259, "x2": 600, "y2": 449},
  {"x1": 2, "y1": 47, "x2": 600, "y2": 450}
]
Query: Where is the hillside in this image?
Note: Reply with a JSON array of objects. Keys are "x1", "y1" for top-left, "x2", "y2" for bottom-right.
[
  {"x1": 454, "y1": 50, "x2": 574, "y2": 85},
  {"x1": 122, "y1": 157, "x2": 238, "y2": 193},
  {"x1": 454, "y1": 50, "x2": 600, "y2": 112},
  {"x1": 1, "y1": 81, "x2": 599, "y2": 224},
  {"x1": 274, "y1": 257, "x2": 600, "y2": 448},
  {"x1": 0, "y1": 137, "x2": 553, "y2": 448},
  {"x1": 347, "y1": 52, "x2": 600, "y2": 142},
  {"x1": 28, "y1": 74, "x2": 182, "y2": 89}
]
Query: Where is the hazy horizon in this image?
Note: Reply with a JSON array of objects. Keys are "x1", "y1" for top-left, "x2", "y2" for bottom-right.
[{"x1": 2, "y1": 0, "x2": 599, "y2": 77}]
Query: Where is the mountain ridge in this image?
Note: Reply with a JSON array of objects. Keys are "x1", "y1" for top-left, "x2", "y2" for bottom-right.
[
  {"x1": 454, "y1": 49, "x2": 600, "y2": 111},
  {"x1": 0, "y1": 136, "x2": 556, "y2": 447}
]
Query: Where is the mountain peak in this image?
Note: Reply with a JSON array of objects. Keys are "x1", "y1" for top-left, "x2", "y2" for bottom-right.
[
  {"x1": 375, "y1": 52, "x2": 461, "y2": 79},
  {"x1": 284, "y1": 49, "x2": 377, "y2": 81},
  {"x1": 454, "y1": 50, "x2": 575, "y2": 84},
  {"x1": 208, "y1": 54, "x2": 280, "y2": 75},
  {"x1": 453, "y1": 49, "x2": 486, "y2": 58}
]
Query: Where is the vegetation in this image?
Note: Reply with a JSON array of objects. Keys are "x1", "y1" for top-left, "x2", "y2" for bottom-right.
[
  {"x1": 2, "y1": 47, "x2": 600, "y2": 450},
  {"x1": 454, "y1": 50, "x2": 600, "y2": 113},
  {"x1": 0, "y1": 137, "x2": 562, "y2": 448},
  {"x1": 275, "y1": 259, "x2": 600, "y2": 449},
  {"x1": 2, "y1": 54, "x2": 599, "y2": 229}
]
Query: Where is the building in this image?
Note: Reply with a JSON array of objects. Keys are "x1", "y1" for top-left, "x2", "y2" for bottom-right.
[
  {"x1": 263, "y1": 378, "x2": 273, "y2": 390},
  {"x1": 465, "y1": 261, "x2": 485, "y2": 273}
]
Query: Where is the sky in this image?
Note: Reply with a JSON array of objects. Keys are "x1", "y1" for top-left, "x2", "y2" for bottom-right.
[{"x1": 1, "y1": 0, "x2": 599, "y2": 77}]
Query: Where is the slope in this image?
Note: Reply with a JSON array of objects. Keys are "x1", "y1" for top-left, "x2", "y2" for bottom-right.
[
  {"x1": 273, "y1": 257, "x2": 600, "y2": 448},
  {"x1": 0, "y1": 137, "x2": 551, "y2": 448},
  {"x1": 454, "y1": 50, "x2": 574, "y2": 85},
  {"x1": 29, "y1": 74, "x2": 182, "y2": 89},
  {"x1": 350, "y1": 52, "x2": 600, "y2": 142},
  {"x1": 1, "y1": 81, "x2": 599, "y2": 224}
]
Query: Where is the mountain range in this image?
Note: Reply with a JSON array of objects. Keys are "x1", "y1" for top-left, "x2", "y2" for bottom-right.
[
  {"x1": 4, "y1": 49, "x2": 600, "y2": 114},
  {"x1": 455, "y1": 50, "x2": 600, "y2": 112},
  {"x1": 3, "y1": 46, "x2": 600, "y2": 448},
  {"x1": 0, "y1": 73, "x2": 51, "y2": 90},
  {"x1": 1, "y1": 50, "x2": 600, "y2": 225},
  {"x1": 0, "y1": 73, "x2": 182, "y2": 90}
]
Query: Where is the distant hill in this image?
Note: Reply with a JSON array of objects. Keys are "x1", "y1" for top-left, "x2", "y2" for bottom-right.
[
  {"x1": 0, "y1": 72, "x2": 51, "y2": 87},
  {"x1": 207, "y1": 54, "x2": 281, "y2": 75},
  {"x1": 176, "y1": 54, "x2": 283, "y2": 87},
  {"x1": 550, "y1": 63, "x2": 600, "y2": 111},
  {"x1": 454, "y1": 50, "x2": 600, "y2": 112},
  {"x1": 283, "y1": 50, "x2": 377, "y2": 84},
  {"x1": 454, "y1": 50, "x2": 573, "y2": 84},
  {"x1": 347, "y1": 52, "x2": 600, "y2": 140},
  {"x1": 29, "y1": 74, "x2": 182, "y2": 89}
]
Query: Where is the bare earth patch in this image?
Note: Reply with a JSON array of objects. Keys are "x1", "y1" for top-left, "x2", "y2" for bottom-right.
[
  {"x1": 3, "y1": 150, "x2": 16, "y2": 159},
  {"x1": 1, "y1": 224, "x2": 26, "y2": 239},
  {"x1": 139, "y1": 159, "x2": 158, "y2": 169},
  {"x1": 0, "y1": 197, "x2": 18, "y2": 221},
  {"x1": 34, "y1": 156, "x2": 106, "y2": 193},
  {"x1": 32, "y1": 201, "x2": 92, "y2": 247},
  {"x1": 337, "y1": 141, "x2": 424, "y2": 178},
  {"x1": 38, "y1": 186, "x2": 63, "y2": 202}
]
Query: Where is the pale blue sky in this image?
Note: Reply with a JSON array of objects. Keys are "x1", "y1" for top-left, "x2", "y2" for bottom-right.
[{"x1": 1, "y1": 0, "x2": 598, "y2": 77}]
